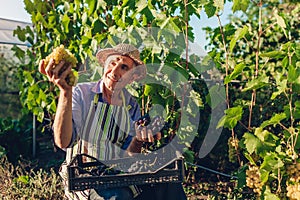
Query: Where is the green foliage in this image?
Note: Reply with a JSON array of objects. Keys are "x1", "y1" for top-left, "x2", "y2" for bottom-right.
[
  {"x1": 0, "y1": 50, "x2": 19, "y2": 93},
  {"x1": 13, "y1": 0, "x2": 226, "y2": 123},
  {"x1": 11, "y1": 0, "x2": 227, "y2": 165},
  {"x1": 0, "y1": 156, "x2": 65, "y2": 200},
  {"x1": 0, "y1": 116, "x2": 33, "y2": 164},
  {"x1": 217, "y1": 106, "x2": 243, "y2": 129},
  {"x1": 0, "y1": 48, "x2": 23, "y2": 119},
  {"x1": 207, "y1": 0, "x2": 300, "y2": 198},
  {"x1": 10, "y1": 0, "x2": 300, "y2": 198}
]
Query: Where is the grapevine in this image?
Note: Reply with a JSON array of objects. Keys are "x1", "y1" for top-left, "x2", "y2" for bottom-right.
[{"x1": 42, "y1": 45, "x2": 78, "y2": 86}]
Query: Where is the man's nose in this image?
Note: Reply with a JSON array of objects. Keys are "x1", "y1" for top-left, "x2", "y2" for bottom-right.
[{"x1": 111, "y1": 62, "x2": 122, "y2": 77}]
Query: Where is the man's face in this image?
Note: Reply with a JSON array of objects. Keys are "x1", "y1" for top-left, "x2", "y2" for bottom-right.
[{"x1": 102, "y1": 54, "x2": 136, "y2": 91}]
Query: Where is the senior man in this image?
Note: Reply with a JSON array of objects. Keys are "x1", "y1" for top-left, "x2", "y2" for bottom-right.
[{"x1": 39, "y1": 43, "x2": 187, "y2": 200}]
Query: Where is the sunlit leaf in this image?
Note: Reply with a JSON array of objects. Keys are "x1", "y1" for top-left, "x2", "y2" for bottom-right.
[
  {"x1": 232, "y1": 0, "x2": 249, "y2": 13},
  {"x1": 271, "y1": 78, "x2": 287, "y2": 100},
  {"x1": 263, "y1": 186, "x2": 280, "y2": 200},
  {"x1": 224, "y1": 63, "x2": 246, "y2": 84},
  {"x1": 213, "y1": 0, "x2": 224, "y2": 10},
  {"x1": 242, "y1": 74, "x2": 269, "y2": 92},
  {"x1": 243, "y1": 132, "x2": 262, "y2": 154},
  {"x1": 260, "y1": 113, "x2": 286, "y2": 129},
  {"x1": 260, "y1": 168, "x2": 269, "y2": 184},
  {"x1": 254, "y1": 127, "x2": 279, "y2": 146},
  {"x1": 230, "y1": 26, "x2": 248, "y2": 52},
  {"x1": 48, "y1": 99, "x2": 57, "y2": 113},
  {"x1": 261, "y1": 153, "x2": 284, "y2": 172},
  {"x1": 260, "y1": 51, "x2": 285, "y2": 59},
  {"x1": 62, "y1": 13, "x2": 70, "y2": 33},
  {"x1": 288, "y1": 65, "x2": 298, "y2": 83},
  {"x1": 217, "y1": 106, "x2": 243, "y2": 129},
  {"x1": 16, "y1": 175, "x2": 30, "y2": 184},
  {"x1": 35, "y1": 12, "x2": 46, "y2": 25},
  {"x1": 24, "y1": 0, "x2": 35, "y2": 13},
  {"x1": 23, "y1": 71, "x2": 34, "y2": 85},
  {"x1": 136, "y1": 0, "x2": 147, "y2": 13},
  {"x1": 274, "y1": 12, "x2": 287, "y2": 38},
  {"x1": 86, "y1": 0, "x2": 96, "y2": 16},
  {"x1": 244, "y1": 153, "x2": 256, "y2": 165}
]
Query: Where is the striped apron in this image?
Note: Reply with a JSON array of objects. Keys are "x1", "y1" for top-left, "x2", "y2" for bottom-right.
[{"x1": 60, "y1": 92, "x2": 139, "y2": 199}]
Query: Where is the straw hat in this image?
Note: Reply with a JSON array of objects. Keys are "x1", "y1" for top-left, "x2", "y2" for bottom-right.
[{"x1": 96, "y1": 43, "x2": 146, "y2": 80}]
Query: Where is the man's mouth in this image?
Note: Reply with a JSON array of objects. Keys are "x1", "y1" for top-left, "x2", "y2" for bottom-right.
[{"x1": 108, "y1": 75, "x2": 121, "y2": 82}]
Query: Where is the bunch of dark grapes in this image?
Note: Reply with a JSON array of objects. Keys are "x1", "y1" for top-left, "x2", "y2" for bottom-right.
[
  {"x1": 136, "y1": 113, "x2": 151, "y2": 127},
  {"x1": 286, "y1": 163, "x2": 300, "y2": 199},
  {"x1": 43, "y1": 45, "x2": 78, "y2": 86},
  {"x1": 246, "y1": 165, "x2": 263, "y2": 195},
  {"x1": 228, "y1": 137, "x2": 239, "y2": 163},
  {"x1": 136, "y1": 114, "x2": 165, "y2": 149}
]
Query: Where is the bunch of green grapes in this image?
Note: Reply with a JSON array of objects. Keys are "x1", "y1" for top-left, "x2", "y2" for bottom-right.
[
  {"x1": 228, "y1": 137, "x2": 239, "y2": 163},
  {"x1": 246, "y1": 165, "x2": 263, "y2": 195},
  {"x1": 287, "y1": 184, "x2": 300, "y2": 200},
  {"x1": 286, "y1": 163, "x2": 300, "y2": 199},
  {"x1": 43, "y1": 45, "x2": 78, "y2": 86},
  {"x1": 287, "y1": 163, "x2": 300, "y2": 182}
]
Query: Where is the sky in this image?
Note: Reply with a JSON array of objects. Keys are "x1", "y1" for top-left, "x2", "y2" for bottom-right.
[
  {"x1": 0, "y1": 0, "x2": 233, "y2": 49},
  {"x1": 0, "y1": 0, "x2": 31, "y2": 22}
]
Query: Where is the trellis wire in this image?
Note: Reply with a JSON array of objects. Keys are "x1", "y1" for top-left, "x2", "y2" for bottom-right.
[{"x1": 185, "y1": 161, "x2": 237, "y2": 179}]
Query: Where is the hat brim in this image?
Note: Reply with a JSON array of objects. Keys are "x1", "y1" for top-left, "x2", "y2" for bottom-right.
[{"x1": 96, "y1": 48, "x2": 144, "y2": 66}]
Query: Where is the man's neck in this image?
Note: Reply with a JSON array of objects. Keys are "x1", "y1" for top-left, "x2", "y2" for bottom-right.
[{"x1": 102, "y1": 86, "x2": 122, "y2": 105}]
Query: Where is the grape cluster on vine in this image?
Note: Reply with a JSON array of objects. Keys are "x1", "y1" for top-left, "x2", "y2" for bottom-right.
[
  {"x1": 228, "y1": 137, "x2": 239, "y2": 163},
  {"x1": 286, "y1": 163, "x2": 300, "y2": 200},
  {"x1": 246, "y1": 165, "x2": 263, "y2": 195}
]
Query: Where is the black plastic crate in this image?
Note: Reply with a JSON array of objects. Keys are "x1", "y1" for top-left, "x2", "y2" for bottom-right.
[{"x1": 67, "y1": 153, "x2": 184, "y2": 191}]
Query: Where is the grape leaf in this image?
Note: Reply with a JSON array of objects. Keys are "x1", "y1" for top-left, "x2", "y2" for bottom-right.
[
  {"x1": 62, "y1": 13, "x2": 70, "y2": 33},
  {"x1": 263, "y1": 187, "x2": 280, "y2": 200},
  {"x1": 224, "y1": 63, "x2": 246, "y2": 84},
  {"x1": 254, "y1": 128, "x2": 279, "y2": 147},
  {"x1": 217, "y1": 106, "x2": 243, "y2": 129},
  {"x1": 261, "y1": 153, "x2": 284, "y2": 172},
  {"x1": 214, "y1": 0, "x2": 224, "y2": 10},
  {"x1": 260, "y1": 51, "x2": 285, "y2": 59},
  {"x1": 232, "y1": 0, "x2": 250, "y2": 13},
  {"x1": 136, "y1": 0, "x2": 147, "y2": 13},
  {"x1": 230, "y1": 26, "x2": 248, "y2": 52},
  {"x1": 260, "y1": 113, "x2": 286, "y2": 129},
  {"x1": 242, "y1": 74, "x2": 269, "y2": 92},
  {"x1": 16, "y1": 175, "x2": 30, "y2": 184},
  {"x1": 204, "y1": 3, "x2": 216, "y2": 18},
  {"x1": 288, "y1": 65, "x2": 298, "y2": 83},
  {"x1": 243, "y1": 132, "x2": 262, "y2": 154},
  {"x1": 274, "y1": 12, "x2": 287, "y2": 38}
]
